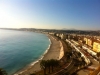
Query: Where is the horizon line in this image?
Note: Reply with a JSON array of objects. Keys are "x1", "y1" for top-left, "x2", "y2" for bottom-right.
[{"x1": 0, "y1": 27, "x2": 99, "y2": 31}]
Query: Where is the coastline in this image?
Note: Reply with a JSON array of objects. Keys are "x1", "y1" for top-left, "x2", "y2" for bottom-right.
[{"x1": 14, "y1": 34, "x2": 64, "y2": 75}]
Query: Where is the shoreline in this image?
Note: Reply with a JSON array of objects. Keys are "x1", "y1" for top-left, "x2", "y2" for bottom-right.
[{"x1": 14, "y1": 34, "x2": 64, "y2": 75}]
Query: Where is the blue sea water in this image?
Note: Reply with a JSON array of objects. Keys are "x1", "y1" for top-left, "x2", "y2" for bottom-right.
[{"x1": 0, "y1": 29, "x2": 50, "y2": 75}]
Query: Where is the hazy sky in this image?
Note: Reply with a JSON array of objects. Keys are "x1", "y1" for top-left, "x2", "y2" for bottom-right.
[{"x1": 0, "y1": 0, "x2": 100, "y2": 30}]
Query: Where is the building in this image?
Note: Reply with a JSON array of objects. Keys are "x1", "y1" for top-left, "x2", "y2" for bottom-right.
[
  {"x1": 83, "y1": 37, "x2": 94, "y2": 47},
  {"x1": 78, "y1": 36, "x2": 84, "y2": 44},
  {"x1": 93, "y1": 41, "x2": 100, "y2": 52},
  {"x1": 87, "y1": 38, "x2": 93, "y2": 47},
  {"x1": 60, "y1": 34, "x2": 67, "y2": 40},
  {"x1": 84, "y1": 37, "x2": 88, "y2": 44}
]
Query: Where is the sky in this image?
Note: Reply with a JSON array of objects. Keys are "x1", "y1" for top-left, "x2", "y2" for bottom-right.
[{"x1": 0, "y1": 0, "x2": 100, "y2": 30}]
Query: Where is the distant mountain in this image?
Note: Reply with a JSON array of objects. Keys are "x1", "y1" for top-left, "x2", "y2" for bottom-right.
[
  {"x1": 62, "y1": 28, "x2": 68, "y2": 30},
  {"x1": 62, "y1": 28, "x2": 77, "y2": 30},
  {"x1": 97, "y1": 30, "x2": 100, "y2": 31}
]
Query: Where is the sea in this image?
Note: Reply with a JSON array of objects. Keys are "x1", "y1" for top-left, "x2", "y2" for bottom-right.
[{"x1": 0, "y1": 29, "x2": 50, "y2": 75}]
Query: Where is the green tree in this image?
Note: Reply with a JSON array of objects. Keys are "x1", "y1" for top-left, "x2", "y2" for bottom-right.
[
  {"x1": 73, "y1": 58, "x2": 80, "y2": 67},
  {"x1": 0, "y1": 68, "x2": 7, "y2": 75},
  {"x1": 97, "y1": 52, "x2": 100, "y2": 57}
]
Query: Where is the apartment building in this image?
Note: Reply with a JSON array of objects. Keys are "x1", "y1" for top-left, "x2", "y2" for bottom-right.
[
  {"x1": 84, "y1": 37, "x2": 88, "y2": 44},
  {"x1": 93, "y1": 41, "x2": 100, "y2": 52}
]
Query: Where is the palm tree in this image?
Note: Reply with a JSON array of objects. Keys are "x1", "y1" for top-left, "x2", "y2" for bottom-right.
[
  {"x1": 50, "y1": 59, "x2": 55, "y2": 72},
  {"x1": 65, "y1": 52, "x2": 72, "y2": 62},
  {"x1": 50, "y1": 59, "x2": 59, "y2": 72},
  {"x1": 77, "y1": 52, "x2": 81, "y2": 57},
  {"x1": 40, "y1": 60, "x2": 47, "y2": 75},
  {"x1": 81, "y1": 57, "x2": 85, "y2": 65},
  {"x1": 97, "y1": 52, "x2": 100, "y2": 63},
  {"x1": 0, "y1": 68, "x2": 7, "y2": 75},
  {"x1": 30, "y1": 73, "x2": 36, "y2": 75},
  {"x1": 40, "y1": 59, "x2": 59, "y2": 74},
  {"x1": 46, "y1": 60, "x2": 51, "y2": 73},
  {"x1": 73, "y1": 58, "x2": 80, "y2": 66}
]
